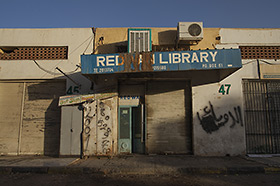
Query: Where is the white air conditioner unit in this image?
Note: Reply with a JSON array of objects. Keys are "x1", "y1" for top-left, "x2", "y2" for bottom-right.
[{"x1": 177, "y1": 22, "x2": 203, "y2": 41}]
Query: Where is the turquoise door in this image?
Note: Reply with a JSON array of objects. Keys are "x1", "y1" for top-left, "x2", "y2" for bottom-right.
[
  {"x1": 119, "y1": 105, "x2": 145, "y2": 154},
  {"x1": 119, "y1": 107, "x2": 132, "y2": 153}
]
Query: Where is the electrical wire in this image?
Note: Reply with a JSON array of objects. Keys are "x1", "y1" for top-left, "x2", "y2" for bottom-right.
[
  {"x1": 259, "y1": 59, "x2": 279, "y2": 65},
  {"x1": 242, "y1": 59, "x2": 279, "y2": 66},
  {"x1": 33, "y1": 60, "x2": 61, "y2": 75},
  {"x1": 242, "y1": 59, "x2": 257, "y2": 66},
  {"x1": 69, "y1": 35, "x2": 94, "y2": 56},
  {"x1": 36, "y1": 32, "x2": 94, "y2": 78},
  {"x1": 82, "y1": 36, "x2": 94, "y2": 54},
  {"x1": 33, "y1": 60, "x2": 80, "y2": 75}
]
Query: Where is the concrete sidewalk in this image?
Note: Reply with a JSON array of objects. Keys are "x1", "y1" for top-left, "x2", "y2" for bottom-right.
[{"x1": 0, "y1": 155, "x2": 280, "y2": 175}]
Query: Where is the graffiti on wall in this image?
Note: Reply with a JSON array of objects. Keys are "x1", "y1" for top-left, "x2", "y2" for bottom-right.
[
  {"x1": 82, "y1": 99, "x2": 113, "y2": 156},
  {"x1": 83, "y1": 101, "x2": 97, "y2": 155},
  {"x1": 197, "y1": 101, "x2": 243, "y2": 134},
  {"x1": 97, "y1": 101, "x2": 112, "y2": 155}
]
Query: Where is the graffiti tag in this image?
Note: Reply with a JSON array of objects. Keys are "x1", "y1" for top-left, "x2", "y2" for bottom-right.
[
  {"x1": 83, "y1": 101, "x2": 96, "y2": 154},
  {"x1": 197, "y1": 101, "x2": 243, "y2": 134},
  {"x1": 97, "y1": 101, "x2": 112, "y2": 154}
]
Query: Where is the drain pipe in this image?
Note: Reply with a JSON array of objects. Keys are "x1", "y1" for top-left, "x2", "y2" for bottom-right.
[{"x1": 257, "y1": 59, "x2": 261, "y2": 79}]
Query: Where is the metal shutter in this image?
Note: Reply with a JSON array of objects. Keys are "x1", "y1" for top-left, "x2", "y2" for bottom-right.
[{"x1": 0, "y1": 80, "x2": 65, "y2": 155}]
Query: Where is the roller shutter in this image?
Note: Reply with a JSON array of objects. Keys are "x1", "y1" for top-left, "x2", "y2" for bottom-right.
[
  {"x1": 145, "y1": 80, "x2": 192, "y2": 154},
  {"x1": 0, "y1": 80, "x2": 65, "y2": 156}
]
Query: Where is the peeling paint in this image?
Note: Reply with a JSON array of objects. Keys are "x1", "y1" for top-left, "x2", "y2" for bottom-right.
[{"x1": 119, "y1": 52, "x2": 153, "y2": 72}]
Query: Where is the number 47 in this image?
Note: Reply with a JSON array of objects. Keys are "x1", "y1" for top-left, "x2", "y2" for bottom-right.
[{"x1": 218, "y1": 84, "x2": 231, "y2": 95}]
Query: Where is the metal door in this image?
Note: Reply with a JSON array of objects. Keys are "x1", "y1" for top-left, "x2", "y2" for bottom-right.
[
  {"x1": 60, "y1": 105, "x2": 83, "y2": 156},
  {"x1": 145, "y1": 80, "x2": 192, "y2": 154},
  {"x1": 243, "y1": 80, "x2": 280, "y2": 154},
  {"x1": 119, "y1": 107, "x2": 132, "y2": 153},
  {"x1": 118, "y1": 105, "x2": 145, "y2": 154}
]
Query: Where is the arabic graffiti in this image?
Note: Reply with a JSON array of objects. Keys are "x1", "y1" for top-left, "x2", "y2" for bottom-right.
[{"x1": 197, "y1": 101, "x2": 243, "y2": 134}]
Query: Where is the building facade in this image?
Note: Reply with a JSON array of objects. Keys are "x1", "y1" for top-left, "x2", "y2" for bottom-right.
[
  {"x1": 1, "y1": 25, "x2": 280, "y2": 157},
  {"x1": 0, "y1": 28, "x2": 93, "y2": 156},
  {"x1": 80, "y1": 26, "x2": 280, "y2": 156}
]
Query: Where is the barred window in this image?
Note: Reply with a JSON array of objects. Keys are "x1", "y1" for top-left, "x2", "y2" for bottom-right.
[
  {"x1": 0, "y1": 46, "x2": 68, "y2": 60},
  {"x1": 240, "y1": 46, "x2": 280, "y2": 59}
]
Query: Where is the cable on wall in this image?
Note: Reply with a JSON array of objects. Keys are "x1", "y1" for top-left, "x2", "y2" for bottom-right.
[{"x1": 33, "y1": 60, "x2": 80, "y2": 75}]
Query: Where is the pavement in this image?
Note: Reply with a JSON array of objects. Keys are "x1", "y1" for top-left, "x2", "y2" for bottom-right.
[{"x1": 0, "y1": 155, "x2": 280, "y2": 175}]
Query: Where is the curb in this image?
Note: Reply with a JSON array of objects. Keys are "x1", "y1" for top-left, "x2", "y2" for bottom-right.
[
  {"x1": 0, "y1": 167, "x2": 106, "y2": 175},
  {"x1": 0, "y1": 166, "x2": 279, "y2": 175},
  {"x1": 264, "y1": 167, "x2": 280, "y2": 173}
]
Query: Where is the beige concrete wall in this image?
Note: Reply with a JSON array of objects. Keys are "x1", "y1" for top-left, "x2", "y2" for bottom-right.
[
  {"x1": 0, "y1": 28, "x2": 94, "y2": 95},
  {"x1": 191, "y1": 28, "x2": 220, "y2": 50},
  {"x1": 218, "y1": 28, "x2": 280, "y2": 79},
  {"x1": 95, "y1": 28, "x2": 127, "y2": 54},
  {"x1": 92, "y1": 27, "x2": 280, "y2": 156},
  {"x1": 94, "y1": 27, "x2": 219, "y2": 54},
  {"x1": 192, "y1": 64, "x2": 256, "y2": 156},
  {"x1": 260, "y1": 64, "x2": 280, "y2": 79},
  {"x1": 0, "y1": 80, "x2": 65, "y2": 156},
  {"x1": 191, "y1": 28, "x2": 280, "y2": 156},
  {"x1": 220, "y1": 28, "x2": 280, "y2": 45}
]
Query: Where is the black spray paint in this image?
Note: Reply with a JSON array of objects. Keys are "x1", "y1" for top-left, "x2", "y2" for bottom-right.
[{"x1": 197, "y1": 101, "x2": 243, "y2": 134}]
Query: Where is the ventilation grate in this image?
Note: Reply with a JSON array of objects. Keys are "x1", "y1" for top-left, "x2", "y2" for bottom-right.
[
  {"x1": 128, "y1": 29, "x2": 151, "y2": 53},
  {"x1": 0, "y1": 46, "x2": 68, "y2": 60},
  {"x1": 240, "y1": 46, "x2": 280, "y2": 59}
]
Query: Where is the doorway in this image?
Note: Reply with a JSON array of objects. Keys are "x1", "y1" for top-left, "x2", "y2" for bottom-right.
[{"x1": 118, "y1": 105, "x2": 145, "y2": 154}]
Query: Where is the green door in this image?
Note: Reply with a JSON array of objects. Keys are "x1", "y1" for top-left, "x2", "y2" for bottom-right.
[
  {"x1": 119, "y1": 105, "x2": 145, "y2": 154},
  {"x1": 119, "y1": 107, "x2": 132, "y2": 153}
]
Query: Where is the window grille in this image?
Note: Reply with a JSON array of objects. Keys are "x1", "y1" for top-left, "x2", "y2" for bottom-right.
[
  {"x1": 240, "y1": 46, "x2": 280, "y2": 59},
  {"x1": 0, "y1": 46, "x2": 68, "y2": 60},
  {"x1": 128, "y1": 29, "x2": 151, "y2": 53}
]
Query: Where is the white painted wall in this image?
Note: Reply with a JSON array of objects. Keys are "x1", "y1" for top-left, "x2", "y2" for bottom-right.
[
  {"x1": 192, "y1": 28, "x2": 280, "y2": 156},
  {"x1": 0, "y1": 28, "x2": 94, "y2": 94},
  {"x1": 220, "y1": 28, "x2": 280, "y2": 45},
  {"x1": 193, "y1": 61, "x2": 258, "y2": 156}
]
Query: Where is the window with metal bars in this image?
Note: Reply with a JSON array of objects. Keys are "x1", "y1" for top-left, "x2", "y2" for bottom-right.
[
  {"x1": 243, "y1": 80, "x2": 280, "y2": 154},
  {"x1": 128, "y1": 29, "x2": 151, "y2": 53},
  {"x1": 240, "y1": 46, "x2": 280, "y2": 59},
  {"x1": 0, "y1": 46, "x2": 68, "y2": 60}
]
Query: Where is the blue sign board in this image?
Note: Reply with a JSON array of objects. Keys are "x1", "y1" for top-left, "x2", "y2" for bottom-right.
[{"x1": 81, "y1": 49, "x2": 242, "y2": 74}]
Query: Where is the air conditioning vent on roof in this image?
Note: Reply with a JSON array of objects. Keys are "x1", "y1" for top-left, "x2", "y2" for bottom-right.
[{"x1": 177, "y1": 22, "x2": 203, "y2": 41}]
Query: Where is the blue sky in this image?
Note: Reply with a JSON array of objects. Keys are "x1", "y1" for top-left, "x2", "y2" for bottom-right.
[{"x1": 0, "y1": 0, "x2": 279, "y2": 28}]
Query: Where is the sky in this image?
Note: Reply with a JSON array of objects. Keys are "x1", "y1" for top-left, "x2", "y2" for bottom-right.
[{"x1": 0, "y1": 0, "x2": 279, "y2": 28}]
